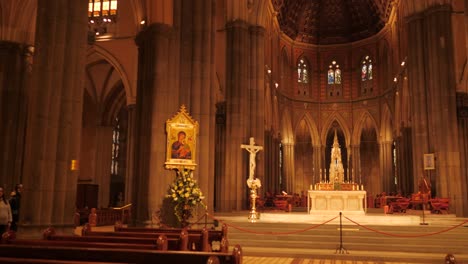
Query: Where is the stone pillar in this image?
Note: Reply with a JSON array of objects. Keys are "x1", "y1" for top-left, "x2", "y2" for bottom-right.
[
  {"x1": 406, "y1": 12, "x2": 432, "y2": 193},
  {"x1": 456, "y1": 94, "x2": 468, "y2": 216},
  {"x1": 379, "y1": 141, "x2": 394, "y2": 193},
  {"x1": 214, "y1": 102, "x2": 226, "y2": 211},
  {"x1": 313, "y1": 146, "x2": 322, "y2": 184},
  {"x1": 351, "y1": 145, "x2": 361, "y2": 184},
  {"x1": 181, "y1": 0, "x2": 216, "y2": 213},
  {"x1": 21, "y1": 0, "x2": 88, "y2": 226},
  {"x1": 249, "y1": 25, "x2": 265, "y2": 181},
  {"x1": 281, "y1": 142, "x2": 295, "y2": 193},
  {"x1": 221, "y1": 20, "x2": 250, "y2": 211},
  {"x1": 0, "y1": 42, "x2": 31, "y2": 190},
  {"x1": 134, "y1": 23, "x2": 174, "y2": 223},
  {"x1": 95, "y1": 127, "x2": 113, "y2": 208},
  {"x1": 396, "y1": 127, "x2": 413, "y2": 195},
  {"x1": 124, "y1": 105, "x2": 136, "y2": 205},
  {"x1": 407, "y1": 5, "x2": 464, "y2": 215}
]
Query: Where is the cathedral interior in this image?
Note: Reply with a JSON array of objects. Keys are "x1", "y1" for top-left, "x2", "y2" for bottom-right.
[{"x1": 0, "y1": 0, "x2": 468, "y2": 229}]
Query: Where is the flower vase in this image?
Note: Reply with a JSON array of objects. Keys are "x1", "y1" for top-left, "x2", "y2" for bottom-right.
[{"x1": 180, "y1": 204, "x2": 192, "y2": 228}]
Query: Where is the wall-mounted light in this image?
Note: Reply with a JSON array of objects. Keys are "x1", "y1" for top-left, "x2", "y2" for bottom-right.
[
  {"x1": 267, "y1": 69, "x2": 271, "y2": 74},
  {"x1": 401, "y1": 61, "x2": 405, "y2": 66},
  {"x1": 393, "y1": 77, "x2": 398, "y2": 82},
  {"x1": 275, "y1": 82, "x2": 279, "y2": 88},
  {"x1": 88, "y1": 0, "x2": 118, "y2": 43},
  {"x1": 140, "y1": 20, "x2": 146, "y2": 25},
  {"x1": 70, "y1": 160, "x2": 79, "y2": 171}
]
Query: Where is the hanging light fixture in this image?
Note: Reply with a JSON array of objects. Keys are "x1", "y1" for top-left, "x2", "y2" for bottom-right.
[{"x1": 88, "y1": 0, "x2": 118, "y2": 42}]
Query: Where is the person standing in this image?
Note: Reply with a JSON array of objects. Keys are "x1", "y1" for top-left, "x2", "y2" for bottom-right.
[
  {"x1": 9, "y1": 184, "x2": 22, "y2": 232},
  {"x1": 0, "y1": 187, "x2": 12, "y2": 234}
]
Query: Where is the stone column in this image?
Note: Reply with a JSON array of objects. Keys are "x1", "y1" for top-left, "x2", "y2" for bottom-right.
[
  {"x1": 0, "y1": 42, "x2": 31, "y2": 190},
  {"x1": 221, "y1": 20, "x2": 250, "y2": 211},
  {"x1": 351, "y1": 145, "x2": 361, "y2": 184},
  {"x1": 124, "y1": 105, "x2": 136, "y2": 205},
  {"x1": 249, "y1": 25, "x2": 265, "y2": 181},
  {"x1": 423, "y1": 6, "x2": 463, "y2": 215},
  {"x1": 181, "y1": 0, "x2": 216, "y2": 212},
  {"x1": 95, "y1": 127, "x2": 113, "y2": 208},
  {"x1": 134, "y1": 23, "x2": 174, "y2": 223},
  {"x1": 407, "y1": 5, "x2": 464, "y2": 215},
  {"x1": 313, "y1": 146, "x2": 322, "y2": 184},
  {"x1": 379, "y1": 141, "x2": 394, "y2": 193},
  {"x1": 281, "y1": 142, "x2": 295, "y2": 193},
  {"x1": 406, "y1": 13, "x2": 431, "y2": 188},
  {"x1": 21, "y1": 0, "x2": 88, "y2": 226},
  {"x1": 456, "y1": 95, "x2": 468, "y2": 216}
]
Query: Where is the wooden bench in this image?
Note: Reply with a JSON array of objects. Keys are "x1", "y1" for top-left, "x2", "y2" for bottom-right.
[
  {"x1": 82, "y1": 226, "x2": 213, "y2": 251},
  {"x1": 0, "y1": 256, "x2": 127, "y2": 264},
  {"x1": 0, "y1": 243, "x2": 242, "y2": 264},
  {"x1": 112, "y1": 224, "x2": 229, "y2": 252}
]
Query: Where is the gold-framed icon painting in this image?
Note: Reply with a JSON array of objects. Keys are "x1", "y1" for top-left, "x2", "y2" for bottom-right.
[
  {"x1": 165, "y1": 105, "x2": 198, "y2": 170},
  {"x1": 423, "y1": 153, "x2": 435, "y2": 170}
]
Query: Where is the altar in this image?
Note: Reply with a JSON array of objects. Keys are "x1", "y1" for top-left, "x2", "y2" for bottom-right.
[{"x1": 307, "y1": 190, "x2": 366, "y2": 215}]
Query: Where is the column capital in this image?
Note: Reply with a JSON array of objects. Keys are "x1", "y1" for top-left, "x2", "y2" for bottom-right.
[{"x1": 249, "y1": 25, "x2": 265, "y2": 35}]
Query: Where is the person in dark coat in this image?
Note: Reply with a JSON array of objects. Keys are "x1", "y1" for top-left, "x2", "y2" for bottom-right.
[{"x1": 9, "y1": 184, "x2": 23, "y2": 232}]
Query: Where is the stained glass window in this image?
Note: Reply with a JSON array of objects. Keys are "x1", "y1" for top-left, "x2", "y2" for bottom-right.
[
  {"x1": 360, "y1": 55, "x2": 374, "y2": 96},
  {"x1": 361, "y1": 55, "x2": 373, "y2": 81},
  {"x1": 327, "y1": 60, "x2": 342, "y2": 98},
  {"x1": 297, "y1": 58, "x2": 309, "y2": 83}
]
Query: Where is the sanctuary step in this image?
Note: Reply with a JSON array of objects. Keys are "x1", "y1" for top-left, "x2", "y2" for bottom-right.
[{"x1": 216, "y1": 212, "x2": 468, "y2": 263}]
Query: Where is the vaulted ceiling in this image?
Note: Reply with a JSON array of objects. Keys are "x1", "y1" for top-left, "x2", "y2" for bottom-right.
[{"x1": 274, "y1": 0, "x2": 395, "y2": 45}]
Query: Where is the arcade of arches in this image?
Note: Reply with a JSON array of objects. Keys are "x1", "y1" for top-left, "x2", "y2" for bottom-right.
[{"x1": 1, "y1": 0, "x2": 468, "y2": 230}]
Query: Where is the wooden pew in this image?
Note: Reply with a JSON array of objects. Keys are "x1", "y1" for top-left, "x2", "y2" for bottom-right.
[
  {"x1": 0, "y1": 243, "x2": 242, "y2": 264},
  {"x1": 113, "y1": 223, "x2": 229, "y2": 252},
  {"x1": 42, "y1": 227, "x2": 185, "y2": 251},
  {"x1": 0, "y1": 257, "x2": 127, "y2": 264},
  {"x1": 84, "y1": 224, "x2": 217, "y2": 252}
]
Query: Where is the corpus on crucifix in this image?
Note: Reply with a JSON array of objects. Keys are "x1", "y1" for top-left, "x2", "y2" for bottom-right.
[{"x1": 241, "y1": 137, "x2": 263, "y2": 181}]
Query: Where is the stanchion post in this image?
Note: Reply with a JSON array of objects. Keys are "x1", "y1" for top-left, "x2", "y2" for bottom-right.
[
  {"x1": 335, "y1": 212, "x2": 349, "y2": 254},
  {"x1": 420, "y1": 200, "x2": 428, "y2": 226}
]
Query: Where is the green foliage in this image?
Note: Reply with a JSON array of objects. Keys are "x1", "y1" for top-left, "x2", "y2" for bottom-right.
[{"x1": 165, "y1": 169, "x2": 205, "y2": 227}]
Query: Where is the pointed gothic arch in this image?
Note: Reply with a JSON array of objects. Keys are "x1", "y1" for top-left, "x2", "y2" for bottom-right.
[
  {"x1": 293, "y1": 113, "x2": 320, "y2": 146},
  {"x1": 352, "y1": 110, "x2": 380, "y2": 145},
  {"x1": 87, "y1": 45, "x2": 134, "y2": 105},
  {"x1": 321, "y1": 113, "x2": 351, "y2": 147}
]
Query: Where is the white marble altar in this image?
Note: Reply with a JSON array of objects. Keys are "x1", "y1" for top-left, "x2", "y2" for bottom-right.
[{"x1": 308, "y1": 190, "x2": 366, "y2": 215}]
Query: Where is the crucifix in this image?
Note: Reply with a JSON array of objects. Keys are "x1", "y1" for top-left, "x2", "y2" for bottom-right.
[{"x1": 241, "y1": 137, "x2": 263, "y2": 180}]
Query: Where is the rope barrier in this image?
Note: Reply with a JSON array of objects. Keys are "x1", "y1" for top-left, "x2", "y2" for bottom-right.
[
  {"x1": 200, "y1": 211, "x2": 468, "y2": 238},
  {"x1": 206, "y1": 213, "x2": 339, "y2": 235},
  {"x1": 344, "y1": 216, "x2": 468, "y2": 238}
]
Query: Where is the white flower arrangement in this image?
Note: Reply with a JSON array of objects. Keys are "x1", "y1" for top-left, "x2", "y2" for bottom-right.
[
  {"x1": 166, "y1": 169, "x2": 205, "y2": 224},
  {"x1": 247, "y1": 177, "x2": 262, "y2": 189}
]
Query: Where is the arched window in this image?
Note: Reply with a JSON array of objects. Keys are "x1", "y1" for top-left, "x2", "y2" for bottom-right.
[
  {"x1": 297, "y1": 57, "x2": 310, "y2": 97},
  {"x1": 327, "y1": 60, "x2": 342, "y2": 98},
  {"x1": 297, "y1": 58, "x2": 309, "y2": 84},
  {"x1": 360, "y1": 55, "x2": 374, "y2": 96},
  {"x1": 111, "y1": 117, "x2": 120, "y2": 176}
]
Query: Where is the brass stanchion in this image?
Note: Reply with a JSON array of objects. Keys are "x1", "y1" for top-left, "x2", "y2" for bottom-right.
[{"x1": 248, "y1": 187, "x2": 260, "y2": 222}]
